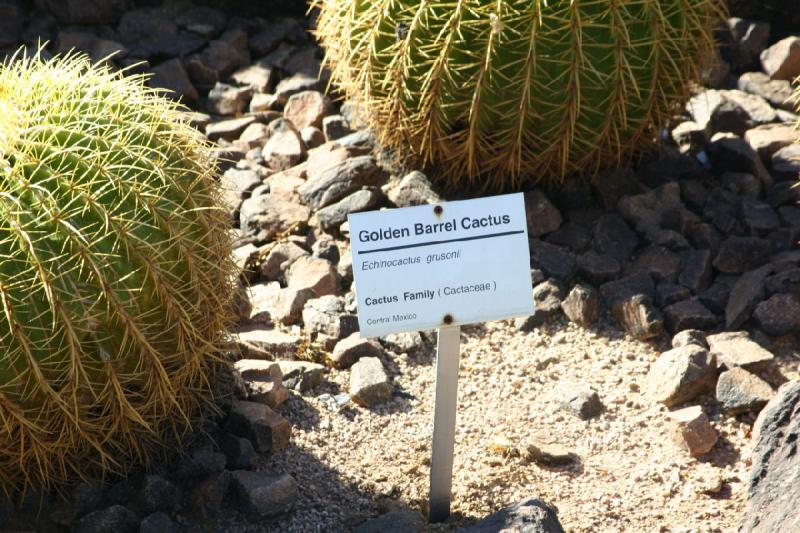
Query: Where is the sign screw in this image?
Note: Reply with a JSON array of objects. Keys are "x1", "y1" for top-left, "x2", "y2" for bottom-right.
[
  {"x1": 443, "y1": 314, "x2": 453, "y2": 325},
  {"x1": 433, "y1": 205, "x2": 443, "y2": 216}
]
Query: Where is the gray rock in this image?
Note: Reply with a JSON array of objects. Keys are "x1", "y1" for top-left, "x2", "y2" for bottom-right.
[
  {"x1": 205, "y1": 116, "x2": 257, "y2": 142},
  {"x1": 741, "y1": 380, "x2": 800, "y2": 532},
  {"x1": 738, "y1": 72, "x2": 795, "y2": 111},
  {"x1": 553, "y1": 381, "x2": 603, "y2": 420},
  {"x1": 355, "y1": 510, "x2": 425, "y2": 533},
  {"x1": 617, "y1": 182, "x2": 698, "y2": 249},
  {"x1": 225, "y1": 401, "x2": 291, "y2": 454},
  {"x1": 139, "y1": 476, "x2": 178, "y2": 514},
  {"x1": 742, "y1": 198, "x2": 780, "y2": 232},
  {"x1": 175, "y1": 443, "x2": 226, "y2": 480},
  {"x1": 263, "y1": 127, "x2": 307, "y2": 171},
  {"x1": 716, "y1": 367, "x2": 773, "y2": 415},
  {"x1": 646, "y1": 345, "x2": 717, "y2": 407},
  {"x1": 259, "y1": 241, "x2": 309, "y2": 282},
  {"x1": 560, "y1": 284, "x2": 599, "y2": 327},
  {"x1": 525, "y1": 190, "x2": 562, "y2": 237},
  {"x1": 656, "y1": 281, "x2": 691, "y2": 308},
  {"x1": 380, "y1": 332, "x2": 427, "y2": 354},
  {"x1": 317, "y1": 189, "x2": 381, "y2": 230},
  {"x1": 679, "y1": 249, "x2": 713, "y2": 293},
  {"x1": 331, "y1": 333, "x2": 384, "y2": 369},
  {"x1": 760, "y1": 36, "x2": 800, "y2": 81},
  {"x1": 189, "y1": 471, "x2": 231, "y2": 518},
  {"x1": 725, "y1": 266, "x2": 771, "y2": 329},
  {"x1": 714, "y1": 236, "x2": 772, "y2": 274},
  {"x1": 232, "y1": 61, "x2": 275, "y2": 93},
  {"x1": 460, "y1": 498, "x2": 565, "y2": 533},
  {"x1": 302, "y1": 295, "x2": 359, "y2": 348},
  {"x1": 627, "y1": 246, "x2": 682, "y2": 283},
  {"x1": 322, "y1": 115, "x2": 351, "y2": 141},
  {"x1": 388, "y1": 171, "x2": 441, "y2": 207},
  {"x1": 546, "y1": 222, "x2": 592, "y2": 253},
  {"x1": 754, "y1": 293, "x2": 800, "y2": 336},
  {"x1": 350, "y1": 357, "x2": 392, "y2": 407},
  {"x1": 276, "y1": 360, "x2": 326, "y2": 392},
  {"x1": 593, "y1": 214, "x2": 639, "y2": 263},
  {"x1": 663, "y1": 299, "x2": 719, "y2": 333},
  {"x1": 207, "y1": 82, "x2": 252, "y2": 115},
  {"x1": 288, "y1": 256, "x2": 340, "y2": 297},
  {"x1": 514, "y1": 281, "x2": 563, "y2": 331},
  {"x1": 300, "y1": 156, "x2": 386, "y2": 209},
  {"x1": 149, "y1": 58, "x2": 198, "y2": 104},
  {"x1": 220, "y1": 433, "x2": 256, "y2": 470},
  {"x1": 707, "y1": 331, "x2": 775, "y2": 372},
  {"x1": 239, "y1": 195, "x2": 310, "y2": 242},
  {"x1": 709, "y1": 136, "x2": 773, "y2": 189},
  {"x1": 231, "y1": 471, "x2": 298, "y2": 518},
  {"x1": 139, "y1": 512, "x2": 180, "y2": 533},
  {"x1": 272, "y1": 287, "x2": 315, "y2": 325},
  {"x1": 74, "y1": 505, "x2": 138, "y2": 533},
  {"x1": 671, "y1": 329, "x2": 708, "y2": 349},
  {"x1": 275, "y1": 74, "x2": 323, "y2": 103},
  {"x1": 771, "y1": 144, "x2": 800, "y2": 177},
  {"x1": 530, "y1": 240, "x2": 575, "y2": 281},
  {"x1": 186, "y1": 39, "x2": 250, "y2": 90}
]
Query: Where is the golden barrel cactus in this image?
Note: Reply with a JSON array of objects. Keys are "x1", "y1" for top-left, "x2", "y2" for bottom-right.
[
  {"x1": 315, "y1": 0, "x2": 723, "y2": 188},
  {"x1": 0, "y1": 51, "x2": 235, "y2": 496}
]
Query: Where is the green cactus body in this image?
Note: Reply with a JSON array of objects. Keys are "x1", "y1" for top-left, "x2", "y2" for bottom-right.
[
  {"x1": 0, "y1": 51, "x2": 235, "y2": 495},
  {"x1": 316, "y1": 0, "x2": 722, "y2": 188}
]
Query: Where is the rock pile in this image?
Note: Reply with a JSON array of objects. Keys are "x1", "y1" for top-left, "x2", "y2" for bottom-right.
[{"x1": 0, "y1": 2, "x2": 798, "y2": 531}]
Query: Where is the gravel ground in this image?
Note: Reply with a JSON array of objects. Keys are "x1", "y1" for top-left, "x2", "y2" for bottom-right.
[{"x1": 249, "y1": 317, "x2": 800, "y2": 532}]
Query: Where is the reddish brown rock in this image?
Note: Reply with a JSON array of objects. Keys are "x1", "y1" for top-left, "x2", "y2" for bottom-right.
[
  {"x1": 284, "y1": 90, "x2": 331, "y2": 130},
  {"x1": 668, "y1": 405, "x2": 718, "y2": 457},
  {"x1": 288, "y1": 256, "x2": 340, "y2": 297}
]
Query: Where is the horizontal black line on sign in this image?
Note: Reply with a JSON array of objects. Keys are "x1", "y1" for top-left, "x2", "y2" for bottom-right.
[{"x1": 357, "y1": 230, "x2": 526, "y2": 255}]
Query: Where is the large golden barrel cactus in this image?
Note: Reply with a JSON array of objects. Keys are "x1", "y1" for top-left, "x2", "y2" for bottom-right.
[
  {"x1": 315, "y1": 0, "x2": 723, "y2": 188},
  {"x1": 0, "y1": 51, "x2": 235, "y2": 496}
]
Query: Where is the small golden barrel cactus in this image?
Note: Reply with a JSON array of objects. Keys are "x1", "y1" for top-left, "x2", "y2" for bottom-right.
[
  {"x1": 315, "y1": 0, "x2": 723, "y2": 188},
  {"x1": 0, "y1": 51, "x2": 235, "y2": 496}
]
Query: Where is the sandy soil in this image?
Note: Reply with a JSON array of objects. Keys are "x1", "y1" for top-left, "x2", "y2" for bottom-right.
[{"x1": 252, "y1": 316, "x2": 800, "y2": 532}]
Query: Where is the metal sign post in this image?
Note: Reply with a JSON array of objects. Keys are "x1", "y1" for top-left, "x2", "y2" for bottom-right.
[{"x1": 428, "y1": 325, "x2": 461, "y2": 523}]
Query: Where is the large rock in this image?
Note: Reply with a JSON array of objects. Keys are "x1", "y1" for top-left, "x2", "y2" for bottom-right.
[
  {"x1": 288, "y1": 256, "x2": 340, "y2": 297},
  {"x1": 707, "y1": 331, "x2": 775, "y2": 372},
  {"x1": 726, "y1": 266, "x2": 771, "y2": 329},
  {"x1": 525, "y1": 190, "x2": 562, "y2": 237},
  {"x1": 331, "y1": 333, "x2": 384, "y2": 369},
  {"x1": 239, "y1": 195, "x2": 310, "y2": 242},
  {"x1": 560, "y1": 284, "x2": 599, "y2": 327},
  {"x1": 713, "y1": 236, "x2": 772, "y2": 274},
  {"x1": 73, "y1": 505, "x2": 139, "y2": 533},
  {"x1": 460, "y1": 498, "x2": 565, "y2": 533},
  {"x1": 262, "y1": 127, "x2": 307, "y2": 170},
  {"x1": 737, "y1": 72, "x2": 795, "y2": 112},
  {"x1": 317, "y1": 189, "x2": 381, "y2": 230},
  {"x1": 646, "y1": 345, "x2": 717, "y2": 407},
  {"x1": 668, "y1": 405, "x2": 718, "y2": 457},
  {"x1": 149, "y1": 58, "x2": 198, "y2": 104},
  {"x1": 716, "y1": 367, "x2": 773, "y2": 415},
  {"x1": 284, "y1": 90, "x2": 331, "y2": 130},
  {"x1": 663, "y1": 298, "x2": 719, "y2": 333},
  {"x1": 530, "y1": 240, "x2": 576, "y2": 281},
  {"x1": 754, "y1": 293, "x2": 800, "y2": 336},
  {"x1": 302, "y1": 295, "x2": 359, "y2": 349},
  {"x1": 225, "y1": 401, "x2": 291, "y2": 454},
  {"x1": 350, "y1": 357, "x2": 392, "y2": 407},
  {"x1": 514, "y1": 281, "x2": 563, "y2": 330},
  {"x1": 387, "y1": 171, "x2": 441, "y2": 207},
  {"x1": 593, "y1": 214, "x2": 639, "y2": 263},
  {"x1": 234, "y1": 328, "x2": 302, "y2": 358},
  {"x1": 552, "y1": 381, "x2": 603, "y2": 420},
  {"x1": 745, "y1": 123, "x2": 800, "y2": 160},
  {"x1": 760, "y1": 36, "x2": 800, "y2": 81},
  {"x1": 230, "y1": 471, "x2": 298, "y2": 518},
  {"x1": 299, "y1": 156, "x2": 386, "y2": 209},
  {"x1": 740, "y1": 381, "x2": 800, "y2": 532}
]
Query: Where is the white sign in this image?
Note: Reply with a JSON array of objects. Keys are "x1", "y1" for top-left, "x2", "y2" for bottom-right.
[{"x1": 348, "y1": 192, "x2": 534, "y2": 337}]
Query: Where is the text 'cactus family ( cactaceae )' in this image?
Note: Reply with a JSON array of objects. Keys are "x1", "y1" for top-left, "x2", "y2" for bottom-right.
[
  {"x1": 315, "y1": 0, "x2": 723, "y2": 189},
  {"x1": 0, "y1": 51, "x2": 235, "y2": 496}
]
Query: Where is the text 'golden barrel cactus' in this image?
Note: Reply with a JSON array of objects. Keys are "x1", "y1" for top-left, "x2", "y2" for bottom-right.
[
  {"x1": 0, "y1": 51, "x2": 235, "y2": 496},
  {"x1": 316, "y1": 0, "x2": 723, "y2": 188}
]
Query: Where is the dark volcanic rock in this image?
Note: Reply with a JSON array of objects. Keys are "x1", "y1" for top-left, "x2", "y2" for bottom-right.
[
  {"x1": 576, "y1": 252, "x2": 621, "y2": 285},
  {"x1": 664, "y1": 299, "x2": 719, "y2": 333},
  {"x1": 754, "y1": 293, "x2": 800, "y2": 336},
  {"x1": 741, "y1": 381, "x2": 800, "y2": 533},
  {"x1": 530, "y1": 240, "x2": 576, "y2": 281},
  {"x1": 679, "y1": 249, "x2": 713, "y2": 293},
  {"x1": 460, "y1": 498, "x2": 565, "y2": 533},
  {"x1": 713, "y1": 236, "x2": 772, "y2": 274},
  {"x1": 726, "y1": 266, "x2": 771, "y2": 329},
  {"x1": 593, "y1": 214, "x2": 639, "y2": 264}
]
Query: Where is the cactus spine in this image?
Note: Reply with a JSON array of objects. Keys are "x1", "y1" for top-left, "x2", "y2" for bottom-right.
[
  {"x1": 0, "y1": 51, "x2": 235, "y2": 496},
  {"x1": 315, "y1": 0, "x2": 723, "y2": 188}
]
